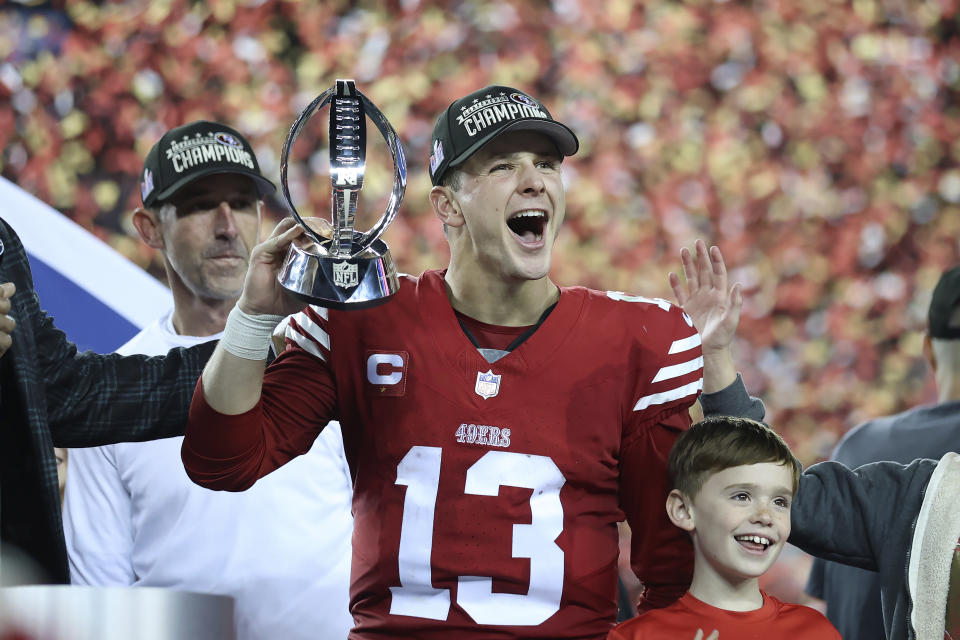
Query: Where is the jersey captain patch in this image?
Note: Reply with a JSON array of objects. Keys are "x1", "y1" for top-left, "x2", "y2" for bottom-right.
[{"x1": 366, "y1": 351, "x2": 409, "y2": 396}]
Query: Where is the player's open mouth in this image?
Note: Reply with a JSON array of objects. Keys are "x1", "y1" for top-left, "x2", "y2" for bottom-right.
[
  {"x1": 734, "y1": 534, "x2": 773, "y2": 553},
  {"x1": 507, "y1": 210, "x2": 547, "y2": 244}
]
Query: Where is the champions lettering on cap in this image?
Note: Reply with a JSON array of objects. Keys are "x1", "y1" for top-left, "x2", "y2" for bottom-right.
[
  {"x1": 140, "y1": 120, "x2": 276, "y2": 207},
  {"x1": 428, "y1": 85, "x2": 579, "y2": 186}
]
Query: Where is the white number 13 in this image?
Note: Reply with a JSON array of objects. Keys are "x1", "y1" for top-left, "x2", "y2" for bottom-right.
[{"x1": 389, "y1": 447, "x2": 566, "y2": 626}]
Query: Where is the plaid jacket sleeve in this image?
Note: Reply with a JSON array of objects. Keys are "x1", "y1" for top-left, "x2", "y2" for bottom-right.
[
  {"x1": 40, "y1": 311, "x2": 216, "y2": 448},
  {"x1": 2, "y1": 218, "x2": 214, "y2": 448}
]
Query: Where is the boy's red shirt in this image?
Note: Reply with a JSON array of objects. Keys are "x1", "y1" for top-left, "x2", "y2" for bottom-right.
[{"x1": 608, "y1": 591, "x2": 840, "y2": 640}]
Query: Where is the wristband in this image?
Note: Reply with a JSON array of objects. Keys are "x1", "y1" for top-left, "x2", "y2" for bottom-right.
[{"x1": 220, "y1": 305, "x2": 286, "y2": 361}]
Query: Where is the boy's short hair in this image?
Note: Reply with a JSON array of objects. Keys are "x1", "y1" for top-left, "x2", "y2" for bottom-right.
[{"x1": 669, "y1": 416, "x2": 801, "y2": 499}]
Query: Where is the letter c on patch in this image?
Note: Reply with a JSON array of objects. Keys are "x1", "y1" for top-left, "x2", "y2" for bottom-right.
[{"x1": 367, "y1": 353, "x2": 404, "y2": 385}]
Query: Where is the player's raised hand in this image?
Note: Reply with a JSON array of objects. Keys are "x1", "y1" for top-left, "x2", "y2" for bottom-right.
[
  {"x1": 238, "y1": 216, "x2": 332, "y2": 317},
  {"x1": 0, "y1": 282, "x2": 16, "y2": 358},
  {"x1": 668, "y1": 239, "x2": 742, "y2": 355},
  {"x1": 693, "y1": 630, "x2": 719, "y2": 640}
]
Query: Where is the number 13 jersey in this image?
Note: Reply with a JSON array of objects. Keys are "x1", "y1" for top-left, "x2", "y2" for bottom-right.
[{"x1": 184, "y1": 270, "x2": 704, "y2": 639}]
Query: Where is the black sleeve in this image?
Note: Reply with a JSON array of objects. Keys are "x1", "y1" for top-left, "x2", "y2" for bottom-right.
[
  {"x1": 0, "y1": 220, "x2": 217, "y2": 447},
  {"x1": 790, "y1": 458, "x2": 936, "y2": 571},
  {"x1": 44, "y1": 335, "x2": 216, "y2": 447},
  {"x1": 698, "y1": 373, "x2": 766, "y2": 422}
]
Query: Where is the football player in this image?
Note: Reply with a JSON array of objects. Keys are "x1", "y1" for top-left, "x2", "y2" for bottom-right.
[{"x1": 181, "y1": 86, "x2": 747, "y2": 638}]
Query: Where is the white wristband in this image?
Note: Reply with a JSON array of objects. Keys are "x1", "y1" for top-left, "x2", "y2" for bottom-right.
[{"x1": 220, "y1": 305, "x2": 286, "y2": 361}]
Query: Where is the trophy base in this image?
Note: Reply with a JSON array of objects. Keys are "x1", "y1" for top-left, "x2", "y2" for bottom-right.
[{"x1": 278, "y1": 236, "x2": 400, "y2": 309}]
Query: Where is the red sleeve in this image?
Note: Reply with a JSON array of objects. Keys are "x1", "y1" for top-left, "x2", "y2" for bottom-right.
[
  {"x1": 616, "y1": 300, "x2": 700, "y2": 611},
  {"x1": 605, "y1": 614, "x2": 648, "y2": 640},
  {"x1": 182, "y1": 346, "x2": 337, "y2": 491},
  {"x1": 620, "y1": 405, "x2": 694, "y2": 613},
  {"x1": 605, "y1": 623, "x2": 636, "y2": 640}
]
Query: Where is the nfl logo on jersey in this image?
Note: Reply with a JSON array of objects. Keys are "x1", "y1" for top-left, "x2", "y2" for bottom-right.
[
  {"x1": 333, "y1": 261, "x2": 359, "y2": 288},
  {"x1": 474, "y1": 369, "x2": 501, "y2": 399}
]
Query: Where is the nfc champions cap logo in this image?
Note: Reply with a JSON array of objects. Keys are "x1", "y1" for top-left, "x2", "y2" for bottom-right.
[
  {"x1": 509, "y1": 92, "x2": 539, "y2": 108},
  {"x1": 214, "y1": 132, "x2": 243, "y2": 148},
  {"x1": 429, "y1": 139, "x2": 444, "y2": 176},
  {"x1": 456, "y1": 91, "x2": 548, "y2": 138},
  {"x1": 474, "y1": 369, "x2": 501, "y2": 399},
  {"x1": 163, "y1": 130, "x2": 255, "y2": 175},
  {"x1": 140, "y1": 168, "x2": 154, "y2": 201}
]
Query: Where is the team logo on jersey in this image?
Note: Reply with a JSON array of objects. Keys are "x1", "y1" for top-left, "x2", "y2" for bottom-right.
[
  {"x1": 474, "y1": 370, "x2": 501, "y2": 399},
  {"x1": 455, "y1": 423, "x2": 511, "y2": 448},
  {"x1": 333, "y1": 261, "x2": 359, "y2": 288},
  {"x1": 366, "y1": 351, "x2": 408, "y2": 396}
]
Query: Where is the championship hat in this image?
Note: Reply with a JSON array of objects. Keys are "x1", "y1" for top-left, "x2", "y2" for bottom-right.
[
  {"x1": 429, "y1": 85, "x2": 579, "y2": 186},
  {"x1": 140, "y1": 120, "x2": 276, "y2": 207},
  {"x1": 929, "y1": 265, "x2": 960, "y2": 339}
]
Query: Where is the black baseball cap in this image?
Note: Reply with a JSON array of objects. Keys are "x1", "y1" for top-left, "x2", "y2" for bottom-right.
[
  {"x1": 140, "y1": 120, "x2": 276, "y2": 207},
  {"x1": 929, "y1": 265, "x2": 960, "y2": 339},
  {"x1": 429, "y1": 85, "x2": 579, "y2": 186}
]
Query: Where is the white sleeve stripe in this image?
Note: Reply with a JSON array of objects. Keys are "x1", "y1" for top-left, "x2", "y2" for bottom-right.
[
  {"x1": 652, "y1": 356, "x2": 704, "y2": 383},
  {"x1": 287, "y1": 328, "x2": 327, "y2": 361},
  {"x1": 309, "y1": 304, "x2": 329, "y2": 320},
  {"x1": 633, "y1": 379, "x2": 703, "y2": 412},
  {"x1": 668, "y1": 333, "x2": 701, "y2": 354},
  {"x1": 292, "y1": 312, "x2": 330, "y2": 350}
]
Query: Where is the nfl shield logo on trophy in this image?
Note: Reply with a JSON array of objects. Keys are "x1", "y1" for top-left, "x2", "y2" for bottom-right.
[
  {"x1": 333, "y1": 261, "x2": 359, "y2": 288},
  {"x1": 474, "y1": 370, "x2": 501, "y2": 399}
]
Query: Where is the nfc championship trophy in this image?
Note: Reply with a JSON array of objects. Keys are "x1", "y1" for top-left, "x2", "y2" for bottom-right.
[{"x1": 277, "y1": 79, "x2": 406, "y2": 308}]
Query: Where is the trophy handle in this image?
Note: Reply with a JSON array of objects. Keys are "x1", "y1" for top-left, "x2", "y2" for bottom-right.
[
  {"x1": 354, "y1": 93, "x2": 406, "y2": 256},
  {"x1": 279, "y1": 86, "x2": 336, "y2": 248},
  {"x1": 279, "y1": 83, "x2": 406, "y2": 260}
]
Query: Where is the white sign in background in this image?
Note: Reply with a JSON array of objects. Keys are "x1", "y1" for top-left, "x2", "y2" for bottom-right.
[{"x1": 0, "y1": 176, "x2": 172, "y2": 352}]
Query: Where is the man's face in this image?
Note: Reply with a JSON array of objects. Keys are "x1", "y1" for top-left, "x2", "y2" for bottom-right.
[
  {"x1": 687, "y1": 462, "x2": 794, "y2": 587},
  {"x1": 450, "y1": 131, "x2": 565, "y2": 282},
  {"x1": 157, "y1": 173, "x2": 260, "y2": 300}
]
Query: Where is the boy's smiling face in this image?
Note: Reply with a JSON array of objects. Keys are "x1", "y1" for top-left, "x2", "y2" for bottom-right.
[{"x1": 676, "y1": 462, "x2": 795, "y2": 587}]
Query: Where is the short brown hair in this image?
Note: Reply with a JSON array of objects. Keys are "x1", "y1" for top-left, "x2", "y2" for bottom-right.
[
  {"x1": 441, "y1": 167, "x2": 464, "y2": 191},
  {"x1": 668, "y1": 416, "x2": 801, "y2": 499}
]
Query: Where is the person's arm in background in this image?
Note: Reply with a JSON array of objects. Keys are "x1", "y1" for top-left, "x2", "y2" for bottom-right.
[
  {"x1": 0, "y1": 218, "x2": 215, "y2": 447},
  {"x1": 791, "y1": 458, "x2": 936, "y2": 569},
  {"x1": 38, "y1": 310, "x2": 216, "y2": 447},
  {"x1": 62, "y1": 445, "x2": 137, "y2": 585}
]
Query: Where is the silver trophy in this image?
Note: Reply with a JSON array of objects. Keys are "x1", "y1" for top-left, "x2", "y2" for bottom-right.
[{"x1": 278, "y1": 79, "x2": 405, "y2": 308}]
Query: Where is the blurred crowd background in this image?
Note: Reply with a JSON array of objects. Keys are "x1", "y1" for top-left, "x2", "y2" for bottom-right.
[{"x1": 2, "y1": 0, "x2": 959, "y2": 605}]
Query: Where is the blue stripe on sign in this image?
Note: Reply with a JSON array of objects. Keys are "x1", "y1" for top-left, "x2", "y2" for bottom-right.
[{"x1": 29, "y1": 253, "x2": 140, "y2": 353}]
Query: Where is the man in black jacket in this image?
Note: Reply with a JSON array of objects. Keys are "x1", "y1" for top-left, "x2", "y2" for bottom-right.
[{"x1": 0, "y1": 217, "x2": 215, "y2": 583}]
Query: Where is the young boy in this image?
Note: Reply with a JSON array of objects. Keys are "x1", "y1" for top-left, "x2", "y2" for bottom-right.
[{"x1": 609, "y1": 416, "x2": 839, "y2": 639}]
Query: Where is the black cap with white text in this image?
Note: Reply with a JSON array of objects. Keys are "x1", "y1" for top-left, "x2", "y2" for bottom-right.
[
  {"x1": 429, "y1": 85, "x2": 579, "y2": 186},
  {"x1": 140, "y1": 120, "x2": 275, "y2": 207}
]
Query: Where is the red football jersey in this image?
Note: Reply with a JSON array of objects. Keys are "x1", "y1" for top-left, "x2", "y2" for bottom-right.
[
  {"x1": 184, "y1": 270, "x2": 704, "y2": 639},
  {"x1": 607, "y1": 591, "x2": 841, "y2": 639}
]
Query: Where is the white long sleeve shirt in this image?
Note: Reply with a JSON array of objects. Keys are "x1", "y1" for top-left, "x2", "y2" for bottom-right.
[{"x1": 63, "y1": 310, "x2": 354, "y2": 640}]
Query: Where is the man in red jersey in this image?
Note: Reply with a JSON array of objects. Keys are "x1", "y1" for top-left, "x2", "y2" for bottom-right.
[{"x1": 181, "y1": 86, "x2": 750, "y2": 638}]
